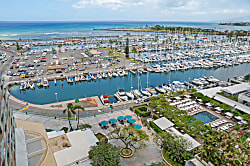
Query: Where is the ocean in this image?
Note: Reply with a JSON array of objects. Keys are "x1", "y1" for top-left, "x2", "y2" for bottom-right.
[{"x1": 0, "y1": 21, "x2": 249, "y2": 40}]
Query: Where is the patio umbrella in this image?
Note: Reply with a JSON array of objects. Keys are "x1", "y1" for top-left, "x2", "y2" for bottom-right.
[
  {"x1": 215, "y1": 107, "x2": 223, "y2": 111},
  {"x1": 234, "y1": 116, "x2": 243, "y2": 121},
  {"x1": 109, "y1": 118, "x2": 117, "y2": 123},
  {"x1": 134, "y1": 124, "x2": 142, "y2": 129},
  {"x1": 128, "y1": 119, "x2": 136, "y2": 124},
  {"x1": 100, "y1": 120, "x2": 108, "y2": 126},
  {"x1": 117, "y1": 116, "x2": 125, "y2": 121},
  {"x1": 125, "y1": 115, "x2": 132, "y2": 120},
  {"x1": 225, "y1": 112, "x2": 233, "y2": 117},
  {"x1": 175, "y1": 96, "x2": 181, "y2": 100}
]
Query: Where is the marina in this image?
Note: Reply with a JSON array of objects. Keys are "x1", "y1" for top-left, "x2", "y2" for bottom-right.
[
  {"x1": 1, "y1": 3, "x2": 250, "y2": 165},
  {"x1": 9, "y1": 63, "x2": 250, "y2": 104}
]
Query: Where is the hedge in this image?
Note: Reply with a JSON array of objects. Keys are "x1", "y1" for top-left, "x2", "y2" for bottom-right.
[
  {"x1": 149, "y1": 121, "x2": 162, "y2": 133},
  {"x1": 230, "y1": 80, "x2": 240, "y2": 84},
  {"x1": 135, "y1": 108, "x2": 151, "y2": 117},
  {"x1": 46, "y1": 128, "x2": 54, "y2": 132},
  {"x1": 153, "y1": 114, "x2": 160, "y2": 120},
  {"x1": 217, "y1": 92, "x2": 238, "y2": 101}
]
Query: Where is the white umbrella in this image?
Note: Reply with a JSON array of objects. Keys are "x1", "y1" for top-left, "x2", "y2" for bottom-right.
[
  {"x1": 241, "y1": 120, "x2": 247, "y2": 124},
  {"x1": 206, "y1": 103, "x2": 212, "y2": 107},
  {"x1": 175, "y1": 96, "x2": 181, "y2": 100},
  {"x1": 225, "y1": 112, "x2": 233, "y2": 117},
  {"x1": 235, "y1": 116, "x2": 243, "y2": 121},
  {"x1": 215, "y1": 107, "x2": 223, "y2": 111}
]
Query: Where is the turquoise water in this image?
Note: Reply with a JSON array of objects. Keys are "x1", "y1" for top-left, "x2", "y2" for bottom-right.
[
  {"x1": 193, "y1": 111, "x2": 219, "y2": 123},
  {"x1": 1, "y1": 21, "x2": 248, "y2": 40},
  {"x1": 9, "y1": 63, "x2": 250, "y2": 104}
]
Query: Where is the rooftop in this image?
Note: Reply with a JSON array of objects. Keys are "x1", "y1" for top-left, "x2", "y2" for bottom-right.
[
  {"x1": 53, "y1": 129, "x2": 98, "y2": 166},
  {"x1": 167, "y1": 127, "x2": 201, "y2": 151},
  {"x1": 15, "y1": 119, "x2": 57, "y2": 166},
  {"x1": 153, "y1": 117, "x2": 174, "y2": 130},
  {"x1": 222, "y1": 83, "x2": 249, "y2": 95}
]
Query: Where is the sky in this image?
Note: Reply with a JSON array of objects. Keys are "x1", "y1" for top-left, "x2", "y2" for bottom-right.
[{"x1": 0, "y1": 0, "x2": 249, "y2": 22}]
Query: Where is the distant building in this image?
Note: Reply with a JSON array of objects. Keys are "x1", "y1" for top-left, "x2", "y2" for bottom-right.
[
  {"x1": 86, "y1": 49, "x2": 101, "y2": 57},
  {"x1": 153, "y1": 117, "x2": 201, "y2": 151},
  {"x1": 0, "y1": 79, "x2": 16, "y2": 166},
  {"x1": 221, "y1": 83, "x2": 249, "y2": 97},
  {"x1": 238, "y1": 90, "x2": 250, "y2": 106}
]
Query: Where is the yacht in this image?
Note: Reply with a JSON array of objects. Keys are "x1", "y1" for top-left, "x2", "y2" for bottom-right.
[
  {"x1": 102, "y1": 72, "x2": 107, "y2": 79},
  {"x1": 80, "y1": 75, "x2": 86, "y2": 81},
  {"x1": 155, "y1": 85, "x2": 166, "y2": 93},
  {"x1": 108, "y1": 72, "x2": 112, "y2": 78},
  {"x1": 116, "y1": 89, "x2": 128, "y2": 101},
  {"x1": 126, "y1": 91, "x2": 135, "y2": 100},
  {"x1": 118, "y1": 70, "x2": 124, "y2": 77},
  {"x1": 29, "y1": 81, "x2": 35, "y2": 89},
  {"x1": 141, "y1": 88, "x2": 151, "y2": 96},
  {"x1": 100, "y1": 94, "x2": 110, "y2": 105},
  {"x1": 19, "y1": 83, "x2": 26, "y2": 90},
  {"x1": 146, "y1": 86, "x2": 157, "y2": 95},
  {"x1": 75, "y1": 76, "x2": 80, "y2": 82},
  {"x1": 112, "y1": 72, "x2": 118, "y2": 77},
  {"x1": 97, "y1": 73, "x2": 102, "y2": 79},
  {"x1": 130, "y1": 70, "x2": 136, "y2": 74},
  {"x1": 133, "y1": 89, "x2": 143, "y2": 98},
  {"x1": 37, "y1": 79, "x2": 42, "y2": 87},
  {"x1": 43, "y1": 78, "x2": 49, "y2": 87},
  {"x1": 86, "y1": 75, "x2": 92, "y2": 81},
  {"x1": 67, "y1": 77, "x2": 74, "y2": 83}
]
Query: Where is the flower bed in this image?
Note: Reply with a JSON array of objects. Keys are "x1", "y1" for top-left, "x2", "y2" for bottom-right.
[
  {"x1": 120, "y1": 148, "x2": 134, "y2": 158},
  {"x1": 95, "y1": 133, "x2": 108, "y2": 143}
]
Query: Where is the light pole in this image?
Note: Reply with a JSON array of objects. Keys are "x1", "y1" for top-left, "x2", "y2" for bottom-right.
[
  {"x1": 55, "y1": 92, "x2": 58, "y2": 103},
  {"x1": 55, "y1": 93, "x2": 59, "y2": 111}
]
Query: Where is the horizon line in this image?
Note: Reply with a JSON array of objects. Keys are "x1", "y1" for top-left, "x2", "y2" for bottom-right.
[{"x1": 0, "y1": 20, "x2": 217, "y2": 23}]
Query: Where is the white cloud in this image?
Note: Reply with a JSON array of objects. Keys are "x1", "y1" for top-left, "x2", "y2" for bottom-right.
[
  {"x1": 72, "y1": 0, "x2": 193, "y2": 10},
  {"x1": 72, "y1": 0, "x2": 133, "y2": 9},
  {"x1": 70, "y1": 0, "x2": 250, "y2": 20}
]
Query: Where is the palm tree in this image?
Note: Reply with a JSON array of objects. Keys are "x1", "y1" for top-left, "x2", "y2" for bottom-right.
[
  {"x1": 73, "y1": 105, "x2": 85, "y2": 129},
  {"x1": 132, "y1": 47, "x2": 137, "y2": 63},
  {"x1": 63, "y1": 103, "x2": 76, "y2": 131}
]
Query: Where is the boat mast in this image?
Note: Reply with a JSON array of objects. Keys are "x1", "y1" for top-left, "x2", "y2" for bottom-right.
[
  {"x1": 147, "y1": 72, "x2": 149, "y2": 88},
  {"x1": 131, "y1": 74, "x2": 133, "y2": 90},
  {"x1": 138, "y1": 72, "x2": 140, "y2": 90}
]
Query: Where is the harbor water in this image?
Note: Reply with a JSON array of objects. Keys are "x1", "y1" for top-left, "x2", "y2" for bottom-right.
[{"x1": 9, "y1": 63, "x2": 250, "y2": 104}]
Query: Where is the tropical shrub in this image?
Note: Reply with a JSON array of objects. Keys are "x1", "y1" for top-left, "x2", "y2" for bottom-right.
[{"x1": 153, "y1": 114, "x2": 160, "y2": 120}]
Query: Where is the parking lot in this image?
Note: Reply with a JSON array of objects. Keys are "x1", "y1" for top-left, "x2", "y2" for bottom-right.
[{"x1": 4, "y1": 46, "x2": 131, "y2": 82}]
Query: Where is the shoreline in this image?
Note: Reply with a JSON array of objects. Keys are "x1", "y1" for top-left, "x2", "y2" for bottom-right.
[{"x1": 92, "y1": 28, "x2": 244, "y2": 36}]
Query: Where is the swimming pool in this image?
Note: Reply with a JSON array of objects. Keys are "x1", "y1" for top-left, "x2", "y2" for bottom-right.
[{"x1": 192, "y1": 111, "x2": 219, "y2": 123}]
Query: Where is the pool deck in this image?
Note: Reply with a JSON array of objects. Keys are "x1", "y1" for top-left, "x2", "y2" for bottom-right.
[
  {"x1": 189, "y1": 104, "x2": 234, "y2": 125},
  {"x1": 14, "y1": 109, "x2": 164, "y2": 166}
]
